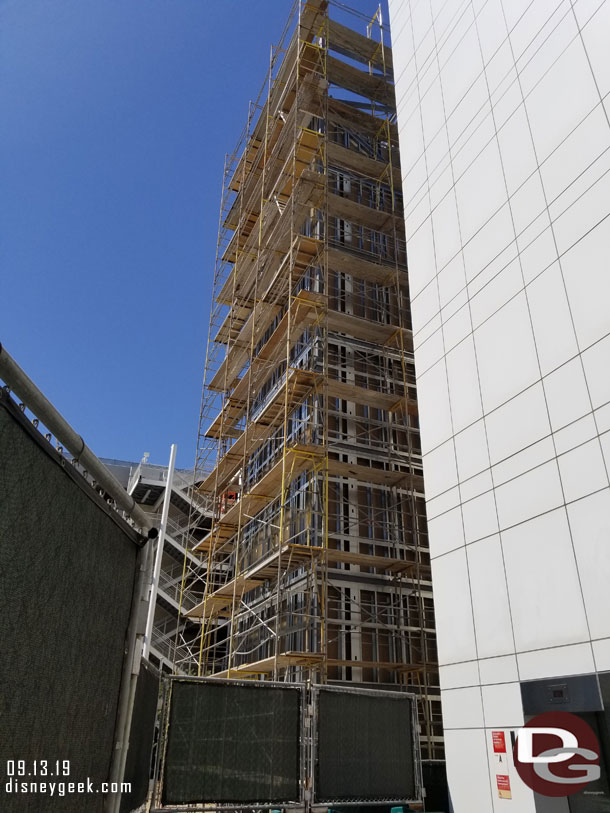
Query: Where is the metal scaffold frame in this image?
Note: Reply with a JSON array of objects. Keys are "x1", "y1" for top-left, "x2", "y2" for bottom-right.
[{"x1": 180, "y1": 0, "x2": 444, "y2": 762}]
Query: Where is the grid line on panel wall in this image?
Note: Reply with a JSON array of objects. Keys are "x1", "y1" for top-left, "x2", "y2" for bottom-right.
[{"x1": 493, "y1": 0, "x2": 606, "y2": 653}]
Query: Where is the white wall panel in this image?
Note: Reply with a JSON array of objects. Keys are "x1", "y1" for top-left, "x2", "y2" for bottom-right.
[
  {"x1": 468, "y1": 535, "x2": 514, "y2": 658},
  {"x1": 568, "y1": 489, "x2": 610, "y2": 638},
  {"x1": 502, "y1": 509, "x2": 589, "y2": 650},
  {"x1": 485, "y1": 383, "x2": 550, "y2": 464},
  {"x1": 474, "y1": 293, "x2": 539, "y2": 413},
  {"x1": 443, "y1": 729, "x2": 494, "y2": 811},
  {"x1": 441, "y1": 686, "x2": 485, "y2": 729},
  {"x1": 518, "y1": 642, "x2": 596, "y2": 681},
  {"x1": 430, "y1": 548, "x2": 478, "y2": 664},
  {"x1": 391, "y1": 0, "x2": 610, "y2": 805}
]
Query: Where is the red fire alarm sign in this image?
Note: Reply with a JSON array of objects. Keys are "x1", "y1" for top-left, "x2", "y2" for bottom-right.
[{"x1": 493, "y1": 731, "x2": 507, "y2": 753}]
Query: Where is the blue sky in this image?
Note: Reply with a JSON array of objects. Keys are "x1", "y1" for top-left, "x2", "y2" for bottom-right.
[{"x1": 1, "y1": 0, "x2": 389, "y2": 469}]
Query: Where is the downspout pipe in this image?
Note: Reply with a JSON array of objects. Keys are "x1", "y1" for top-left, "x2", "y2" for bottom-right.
[{"x1": 0, "y1": 342, "x2": 154, "y2": 532}]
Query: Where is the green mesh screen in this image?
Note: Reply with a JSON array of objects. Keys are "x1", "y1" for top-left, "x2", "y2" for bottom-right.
[
  {"x1": 0, "y1": 395, "x2": 140, "y2": 812},
  {"x1": 120, "y1": 660, "x2": 159, "y2": 813},
  {"x1": 162, "y1": 680, "x2": 301, "y2": 804},
  {"x1": 315, "y1": 689, "x2": 415, "y2": 802}
]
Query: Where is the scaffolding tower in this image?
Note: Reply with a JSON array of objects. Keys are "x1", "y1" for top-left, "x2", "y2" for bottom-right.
[{"x1": 181, "y1": 0, "x2": 443, "y2": 762}]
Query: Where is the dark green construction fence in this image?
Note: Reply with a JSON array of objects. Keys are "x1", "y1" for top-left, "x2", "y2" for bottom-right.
[{"x1": 0, "y1": 391, "x2": 145, "y2": 812}]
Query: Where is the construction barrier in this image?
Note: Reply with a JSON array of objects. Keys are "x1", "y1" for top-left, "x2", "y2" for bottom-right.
[
  {"x1": 0, "y1": 389, "x2": 147, "y2": 812},
  {"x1": 313, "y1": 686, "x2": 417, "y2": 804},
  {"x1": 152, "y1": 677, "x2": 421, "y2": 811}
]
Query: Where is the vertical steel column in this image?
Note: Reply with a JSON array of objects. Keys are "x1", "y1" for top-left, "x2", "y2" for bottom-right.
[{"x1": 143, "y1": 443, "x2": 177, "y2": 659}]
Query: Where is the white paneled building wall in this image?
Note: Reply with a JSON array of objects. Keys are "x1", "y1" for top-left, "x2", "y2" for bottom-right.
[{"x1": 388, "y1": 0, "x2": 610, "y2": 810}]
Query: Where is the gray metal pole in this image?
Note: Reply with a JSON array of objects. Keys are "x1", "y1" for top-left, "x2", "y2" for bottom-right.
[
  {"x1": 105, "y1": 540, "x2": 153, "y2": 813},
  {"x1": 0, "y1": 342, "x2": 153, "y2": 531},
  {"x1": 143, "y1": 443, "x2": 177, "y2": 659}
]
